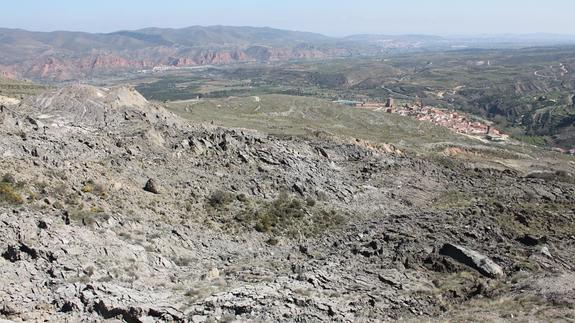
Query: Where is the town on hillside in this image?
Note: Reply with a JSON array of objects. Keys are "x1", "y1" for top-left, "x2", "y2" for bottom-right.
[{"x1": 334, "y1": 98, "x2": 509, "y2": 142}]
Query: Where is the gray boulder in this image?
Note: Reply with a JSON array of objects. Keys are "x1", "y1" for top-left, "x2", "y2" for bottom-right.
[
  {"x1": 439, "y1": 243, "x2": 504, "y2": 278},
  {"x1": 143, "y1": 178, "x2": 161, "y2": 194}
]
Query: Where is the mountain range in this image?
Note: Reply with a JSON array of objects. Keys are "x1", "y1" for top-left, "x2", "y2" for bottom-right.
[
  {"x1": 0, "y1": 26, "x2": 372, "y2": 80},
  {"x1": 5, "y1": 26, "x2": 573, "y2": 81}
]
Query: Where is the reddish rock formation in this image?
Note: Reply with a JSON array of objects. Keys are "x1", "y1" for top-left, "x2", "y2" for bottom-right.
[
  {"x1": 5, "y1": 47, "x2": 351, "y2": 81},
  {"x1": 0, "y1": 66, "x2": 18, "y2": 79}
]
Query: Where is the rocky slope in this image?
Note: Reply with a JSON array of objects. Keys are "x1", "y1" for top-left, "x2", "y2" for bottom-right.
[{"x1": 0, "y1": 86, "x2": 574, "y2": 321}]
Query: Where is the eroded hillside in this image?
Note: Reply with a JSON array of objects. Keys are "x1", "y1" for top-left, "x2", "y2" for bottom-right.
[{"x1": 0, "y1": 86, "x2": 574, "y2": 322}]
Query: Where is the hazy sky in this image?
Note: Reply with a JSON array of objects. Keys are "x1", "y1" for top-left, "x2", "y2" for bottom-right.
[{"x1": 2, "y1": 0, "x2": 573, "y2": 36}]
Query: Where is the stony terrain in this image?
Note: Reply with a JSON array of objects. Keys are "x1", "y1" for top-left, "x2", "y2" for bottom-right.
[{"x1": 1, "y1": 85, "x2": 575, "y2": 322}]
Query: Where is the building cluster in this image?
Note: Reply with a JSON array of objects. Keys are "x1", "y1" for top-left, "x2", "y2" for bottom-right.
[
  {"x1": 334, "y1": 97, "x2": 508, "y2": 141},
  {"x1": 393, "y1": 104, "x2": 504, "y2": 137}
]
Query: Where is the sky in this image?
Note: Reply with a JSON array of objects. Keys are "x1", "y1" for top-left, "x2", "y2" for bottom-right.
[{"x1": 2, "y1": 0, "x2": 573, "y2": 36}]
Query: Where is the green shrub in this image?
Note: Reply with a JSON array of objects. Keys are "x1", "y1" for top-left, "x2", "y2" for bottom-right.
[
  {"x1": 515, "y1": 135, "x2": 548, "y2": 146},
  {"x1": 81, "y1": 181, "x2": 94, "y2": 193},
  {"x1": 1, "y1": 173, "x2": 16, "y2": 184},
  {"x1": 253, "y1": 192, "x2": 305, "y2": 232},
  {"x1": 432, "y1": 190, "x2": 473, "y2": 209},
  {"x1": 312, "y1": 209, "x2": 346, "y2": 229},
  {"x1": 81, "y1": 180, "x2": 107, "y2": 197},
  {"x1": 255, "y1": 214, "x2": 273, "y2": 232},
  {"x1": 305, "y1": 197, "x2": 316, "y2": 207},
  {"x1": 0, "y1": 182, "x2": 23, "y2": 205},
  {"x1": 249, "y1": 192, "x2": 345, "y2": 237},
  {"x1": 266, "y1": 237, "x2": 279, "y2": 245},
  {"x1": 207, "y1": 190, "x2": 235, "y2": 209}
]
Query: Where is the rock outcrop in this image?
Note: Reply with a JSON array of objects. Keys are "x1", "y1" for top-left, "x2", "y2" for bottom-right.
[
  {"x1": 0, "y1": 85, "x2": 574, "y2": 321},
  {"x1": 143, "y1": 178, "x2": 161, "y2": 194},
  {"x1": 439, "y1": 243, "x2": 504, "y2": 278}
]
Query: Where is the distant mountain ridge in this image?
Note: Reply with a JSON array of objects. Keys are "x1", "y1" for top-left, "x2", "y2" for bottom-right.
[
  {"x1": 0, "y1": 26, "x2": 444, "y2": 81},
  {"x1": 0, "y1": 26, "x2": 338, "y2": 81},
  {"x1": 2, "y1": 26, "x2": 575, "y2": 81},
  {"x1": 113, "y1": 26, "x2": 334, "y2": 47}
]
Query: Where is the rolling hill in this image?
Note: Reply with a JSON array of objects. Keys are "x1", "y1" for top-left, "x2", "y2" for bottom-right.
[
  {"x1": 137, "y1": 47, "x2": 575, "y2": 150},
  {"x1": 0, "y1": 26, "x2": 360, "y2": 81},
  {"x1": 0, "y1": 26, "x2": 513, "y2": 81}
]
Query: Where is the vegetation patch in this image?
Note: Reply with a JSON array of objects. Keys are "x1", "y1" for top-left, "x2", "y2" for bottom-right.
[
  {"x1": 0, "y1": 182, "x2": 24, "y2": 205},
  {"x1": 207, "y1": 190, "x2": 235, "y2": 210},
  {"x1": 69, "y1": 207, "x2": 110, "y2": 226},
  {"x1": 81, "y1": 180, "x2": 107, "y2": 197},
  {"x1": 491, "y1": 201, "x2": 575, "y2": 238},
  {"x1": 0, "y1": 174, "x2": 24, "y2": 205},
  {"x1": 526, "y1": 170, "x2": 575, "y2": 184},
  {"x1": 232, "y1": 191, "x2": 346, "y2": 238},
  {"x1": 432, "y1": 191, "x2": 474, "y2": 210}
]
